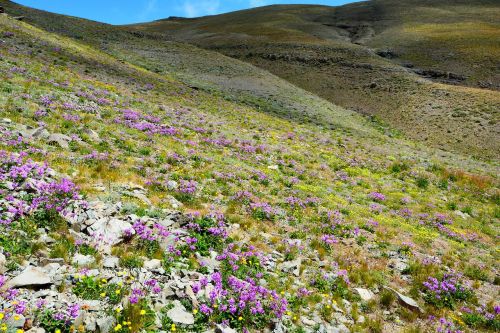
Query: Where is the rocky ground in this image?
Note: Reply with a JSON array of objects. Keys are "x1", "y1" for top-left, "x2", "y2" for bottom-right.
[{"x1": 0, "y1": 7, "x2": 498, "y2": 333}]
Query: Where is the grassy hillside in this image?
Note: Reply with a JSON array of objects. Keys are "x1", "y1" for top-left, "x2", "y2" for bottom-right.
[
  {"x1": 131, "y1": 0, "x2": 500, "y2": 160},
  {"x1": 0, "y1": 2, "x2": 498, "y2": 333}
]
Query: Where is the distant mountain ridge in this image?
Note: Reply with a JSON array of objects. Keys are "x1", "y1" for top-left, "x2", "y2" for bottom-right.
[{"x1": 1, "y1": 0, "x2": 499, "y2": 159}]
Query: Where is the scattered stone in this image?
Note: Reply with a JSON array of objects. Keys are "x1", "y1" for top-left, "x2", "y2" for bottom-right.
[
  {"x1": 167, "y1": 180, "x2": 178, "y2": 190},
  {"x1": 354, "y1": 288, "x2": 375, "y2": 302},
  {"x1": 87, "y1": 218, "x2": 134, "y2": 246},
  {"x1": 279, "y1": 258, "x2": 301, "y2": 277},
  {"x1": 215, "y1": 324, "x2": 237, "y2": 333},
  {"x1": 26, "y1": 328, "x2": 46, "y2": 333},
  {"x1": 166, "y1": 300, "x2": 194, "y2": 325},
  {"x1": 144, "y1": 259, "x2": 162, "y2": 270},
  {"x1": 166, "y1": 195, "x2": 183, "y2": 209},
  {"x1": 301, "y1": 317, "x2": 316, "y2": 326},
  {"x1": 72, "y1": 254, "x2": 96, "y2": 266},
  {"x1": 30, "y1": 127, "x2": 50, "y2": 139},
  {"x1": 7, "y1": 314, "x2": 26, "y2": 328},
  {"x1": 102, "y1": 256, "x2": 120, "y2": 269},
  {"x1": 96, "y1": 316, "x2": 115, "y2": 333},
  {"x1": 47, "y1": 133, "x2": 72, "y2": 149},
  {"x1": 0, "y1": 252, "x2": 6, "y2": 274},
  {"x1": 384, "y1": 287, "x2": 421, "y2": 312},
  {"x1": 5, "y1": 266, "x2": 51, "y2": 289},
  {"x1": 454, "y1": 210, "x2": 470, "y2": 219}
]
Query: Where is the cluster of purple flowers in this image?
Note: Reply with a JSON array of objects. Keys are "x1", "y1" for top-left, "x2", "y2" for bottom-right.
[
  {"x1": 216, "y1": 243, "x2": 268, "y2": 278},
  {"x1": 368, "y1": 191, "x2": 386, "y2": 201},
  {"x1": 130, "y1": 219, "x2": 171, "y2": 242},
  {"x1": 422, "y1": 273, "x2": 473, "y2": 308},
  {"x1": 238, "y1": 141, "x2": 266, "y2": 154},
  {"x1": 284, "y1": 196, "x2": 320, "y2": 209},
  {"x1": 433, "y1": 317, "x2": 463, "y2": 333},
  {"x1": 129, "y1": 279, "x2": 162, "y2": 304},
  {"x1": 178, "y1": 179, "x2": 198, "y2": 195},
  {"x1": 62, "y1": 113, "x2": 81, "y2": 123},
  {"x1": 82, "y1": 150, "x2": 109, "y2": 162},
  {"x1": 417, "y1": 213, "x2": 477, "y2": 242},
  {"x1": 321, "y1": 234, "x2": 338, "y2": 246},
  {"x1": 0, "y1": 151, "x2": 80, "y2": 225},
  {"x1": 192, "y1": 271, "x2": 287, "y2": 328},
  {"x1": 249, "y1": 201, "x2": 277, "y2": 220},
  {"x1": 115, "y1": 109, "x2": 180, "y2": 137},
  {"x1": 52, "y1": 304, "x2": 80, "y2": 323}
]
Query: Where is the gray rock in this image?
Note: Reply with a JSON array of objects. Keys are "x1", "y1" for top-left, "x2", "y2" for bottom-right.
[
  {"x1": 84, "y1": 314, "x2": 97, "y2": 331},
  {"x1": 0, "y1": 252, "x2": 6, "y2": 274},
  {"x1": 84, "y1": 128, "x2": 101, "y2": 142},
  {"x1": 167, "y1": 180, "x2": 178, "y2": 190},
  {"x1": 30, "y1": 127, "x2": 50, "y2": 139},
  {"x1": 166, "y1": 300, "x2": 194, "y2": 325},
  {"x1": 389, "y1": 258, "x2": 408, "y2": 272},
  {"x1": 87, "y1": 218, "x2": 134, "y2": 246},
  {"x1": 5, "y1": 266, "x2": 51, "y2": 289},
  {"x1": 279, "y1": 258, "x2": 301, "y2": 277},
  {"x1": 354, "y1": 288, "x2": 375, "y2": 302},
  {"x1": 385, "y1": 287, "x2": 421, "y2": 312},
  {"x1": 166, "y1": 195, "x2": 183, "y2": 209},
  {"x1": 27, "y1": 328, "x2": 46, "y2": 333},
  {"x1": 47, "y1": 133, "x2": 72, "y2": 149},
  {"x1": 81, "y1": 300, "x2": 102, "y2": 311},
  {"x1": 7, "y1": 314, "x2": 25, "y2": 327},
  {"x1": 196, "y1": 252, "x2": 220, "y2": 272},
  {"x1": 144, "y1": 259, "x2": 162, "y2": 270},
  {"x1": 72, "y1": 254, "x2": 95, "y2": 266},
  {"x1": 215, "y1": 324, "x2": 237, "y2": 333},
  {"x1": 301, "y1": 317, "x2": 316, "y2": 326},
  {"x1": 102, "y1": 256, "x2": 120, "y2": 269},
  {"x1": 96, "y1": 316, "x2": 115, "y2": 333},
  {"x1": 454, "y1": 210, "x2": 470, "y2": 219},
  {"x1": 125, "y1": 190, "x2": 151, "y2": 205}
]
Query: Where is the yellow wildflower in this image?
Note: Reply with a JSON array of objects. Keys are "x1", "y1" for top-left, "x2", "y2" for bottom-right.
[{"x1": 140, "y1": 309, "x2": 146, "y2": 315}]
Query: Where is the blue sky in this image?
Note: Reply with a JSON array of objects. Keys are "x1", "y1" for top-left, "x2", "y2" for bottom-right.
[{"x1": 14, "y1": 0, "x2": 356, "y2": 25}]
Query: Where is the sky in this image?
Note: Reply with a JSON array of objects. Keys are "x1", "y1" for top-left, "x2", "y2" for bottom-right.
[{"x1": 14, "y1": 0, "x2": 356, "y2": 25}]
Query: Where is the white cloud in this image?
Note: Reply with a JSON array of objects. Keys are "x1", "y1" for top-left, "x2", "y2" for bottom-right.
[
  {"x1": 138, "y1": 0, "x2": 158, "y2": 21},
  {"x1": 182, "y1": 0, "x2": 221, "y2": 17}
]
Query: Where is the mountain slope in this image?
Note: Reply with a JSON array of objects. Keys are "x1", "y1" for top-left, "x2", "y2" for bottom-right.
[
  {"x1": 0, "y1": 3, "x2": 498, "y2": 333},
  {"x1": 131, "y1": 0, "x2": 500, "y2": 159}
]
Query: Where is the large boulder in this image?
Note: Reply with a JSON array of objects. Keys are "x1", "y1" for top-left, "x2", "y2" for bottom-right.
[
  {"x1": 87, "y1": 218, "x2": 134, "y2": 246},
  {"x1": 47, "y1": 133, "x2": 72, "y2": 149},
  {"x1": 4, "y1": 266, "x2": 52, "y2": 289}
]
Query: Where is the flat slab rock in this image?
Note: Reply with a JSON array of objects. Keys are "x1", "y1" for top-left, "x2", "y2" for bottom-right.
[
  {"x1": 354, "y1": 288, "x2": 375, "y2": 301},
  {"x1": 4, "y1": 266, "x2": 52, "y2": 289},
  {"x1": 166, "y1": 300, "x2": 194, "y2": 325},
  {"x1": 384, "y1": 286, "x2": 421, "y2": 312}
]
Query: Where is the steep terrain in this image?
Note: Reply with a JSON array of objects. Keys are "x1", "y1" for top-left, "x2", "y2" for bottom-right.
[
  {"x1": 131, "y1": 0, "x2": 500, "y2": 159},
  {"x1": 0, "y1": 2, "x2": 498, "y2": 333}
]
